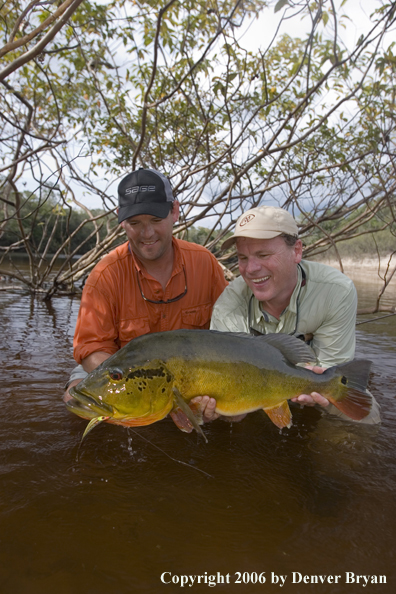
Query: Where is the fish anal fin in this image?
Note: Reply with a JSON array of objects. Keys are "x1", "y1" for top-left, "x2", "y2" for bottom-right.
[
  {"x1": 172, "y1": 387, "x2": 208, "y2": 443},
  {"x1": 263, "y1": 400, "x2": 292, "y2": 429}
]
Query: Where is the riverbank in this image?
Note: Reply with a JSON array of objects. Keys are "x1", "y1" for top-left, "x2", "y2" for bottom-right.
[
  {"x1": 308, "y1": 255, "x2": 396, "y2": 313},
  {"x1": 308, "y1": 255, "x2": 395, "y2": 277}
]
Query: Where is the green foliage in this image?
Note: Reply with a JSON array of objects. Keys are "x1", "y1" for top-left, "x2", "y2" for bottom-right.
[
  {"x1": 0, "y1": 190, "x2": 118, "y2": 256},
  {"x1": 325, "y1": 229, "x2": 395, "y2": 258},
  {"x1": 303, "y1": 203, "x2": 396, "y2": 258},
  {"x1": 180, "y1": 226, "x2": 217, "y2": 246},
  {"x1": 178, "y1": 224, "x2": 229, "y2": 250}
]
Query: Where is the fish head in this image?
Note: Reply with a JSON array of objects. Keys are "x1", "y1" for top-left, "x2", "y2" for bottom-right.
[{"x1": 66, "y1": 359, "x2": 175, "y2": 426}]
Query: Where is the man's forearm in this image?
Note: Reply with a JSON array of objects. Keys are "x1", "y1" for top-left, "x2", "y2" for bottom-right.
[{"x1": 81, "y1": 351, "x2": 112, "y2": 373}]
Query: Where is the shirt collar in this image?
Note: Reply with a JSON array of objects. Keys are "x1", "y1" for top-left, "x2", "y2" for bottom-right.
[{"x1": 285, "y1": 264, "x2": 304, "y2": 315}]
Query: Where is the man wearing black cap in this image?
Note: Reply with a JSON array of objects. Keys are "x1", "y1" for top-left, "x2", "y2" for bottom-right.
[{"x1": 63, "y1": 169, "x2": 227, "y2": 402}]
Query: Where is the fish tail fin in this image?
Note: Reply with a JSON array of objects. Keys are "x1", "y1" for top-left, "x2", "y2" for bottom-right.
[{"x1": 326, "y1": 359, "x2": 373, "y2": 421}]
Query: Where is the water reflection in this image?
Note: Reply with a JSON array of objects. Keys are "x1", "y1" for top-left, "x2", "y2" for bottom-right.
[{"x1": 0, "y1": 284, "x2": 395, "y2": 594}]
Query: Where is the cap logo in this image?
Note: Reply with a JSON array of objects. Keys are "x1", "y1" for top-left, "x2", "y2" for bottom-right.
[
  {"x1": 125, "y1": 185, "x2": 156, "y2": 195},
  {"x1": 239, "y1": 214, "x2": 255, "y2": 227}
]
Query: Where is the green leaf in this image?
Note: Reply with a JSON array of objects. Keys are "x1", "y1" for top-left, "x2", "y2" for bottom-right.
[
  {"x1": 274, "y1": 0, "x2": 290, "y2": 13},
  {"x1": 356, "y1": 34, "x2": 364, "y2": 46}
]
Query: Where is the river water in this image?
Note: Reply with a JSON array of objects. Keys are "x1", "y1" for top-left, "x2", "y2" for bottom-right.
[{"x1": 0, "y1": 275, "x2": 395, "y2": 594}]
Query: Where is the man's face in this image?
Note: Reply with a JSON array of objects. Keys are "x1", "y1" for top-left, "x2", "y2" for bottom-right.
[
  {"x1": 120, "y1": 202, "x2": 179, "y2": 263},
  {"x1": 236, "y1": 236, "x2": 303, "y2": 308}
]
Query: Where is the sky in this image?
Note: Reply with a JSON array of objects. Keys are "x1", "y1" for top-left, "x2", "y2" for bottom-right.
[{"x1": 240, "y1": 0, "x2": 374, "y2": 53}]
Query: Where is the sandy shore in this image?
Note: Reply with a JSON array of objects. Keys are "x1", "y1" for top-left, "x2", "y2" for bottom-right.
[
  {"x1": 309, "y1": 256, "x2": 396, "y2": 313},
  {"x1": 309, "y1": 256, "x2": 395, "y2": 277}
]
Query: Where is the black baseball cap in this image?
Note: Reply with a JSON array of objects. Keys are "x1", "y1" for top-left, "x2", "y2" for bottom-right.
[{"x1": 118, "y1": 168, "x2": 175, "y2": 224}]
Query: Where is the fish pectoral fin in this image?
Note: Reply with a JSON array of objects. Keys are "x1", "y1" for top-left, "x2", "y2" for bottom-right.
[
  {"x1": 186, "y1": 400, "x2": 204, "y2": 425},
  {"x1": 172, "y1": 387, "x2": 208, "y2": 443},
  {"x1": 169, "y1": 408, "x2": 194, "y2": 434},
  {"x1": 263, "y1": 400, "x2": 292, "y2": 429}
]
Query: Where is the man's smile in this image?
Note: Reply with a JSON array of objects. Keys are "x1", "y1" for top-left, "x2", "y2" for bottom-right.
[{"x1": 251, "y1": 275, "x2": 270, "y2": 284}]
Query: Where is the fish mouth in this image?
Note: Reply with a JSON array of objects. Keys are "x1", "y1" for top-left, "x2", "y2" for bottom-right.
[{"x1": 66, "y1": 386, "x2": 114, "y2": 419}]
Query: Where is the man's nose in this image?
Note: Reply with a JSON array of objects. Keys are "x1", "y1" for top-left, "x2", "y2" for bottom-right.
[
  {"x1": 245, "y1": 257, "x2": 262, "y2": 274},
  {"x1": 140, "y1": 224, "x2": 154, "y2": 238}
]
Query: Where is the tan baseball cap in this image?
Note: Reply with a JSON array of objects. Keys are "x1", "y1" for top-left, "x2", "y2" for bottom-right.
[{"x1": 222, "y1": 205, "x2": 298, "y2": 250}]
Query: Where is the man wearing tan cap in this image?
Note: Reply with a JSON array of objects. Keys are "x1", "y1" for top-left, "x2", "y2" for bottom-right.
[{"x1": 198, "y1": 205, "x2": 380, "y2": 424}]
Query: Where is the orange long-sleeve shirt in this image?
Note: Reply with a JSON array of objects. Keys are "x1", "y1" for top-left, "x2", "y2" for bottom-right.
[{"x1": 73, "y1": 238, "x2": 228, "y2": 363}]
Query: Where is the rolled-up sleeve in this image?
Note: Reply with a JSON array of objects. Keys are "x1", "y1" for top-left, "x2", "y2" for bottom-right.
[{"x1": 73, "y1": 284, "x2": 120, "y2": 363}]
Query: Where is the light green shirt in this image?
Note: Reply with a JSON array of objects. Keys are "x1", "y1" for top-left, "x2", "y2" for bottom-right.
[
  {"x1": 211, "y1": 260, "x2": 356, "y2": 367},
  {"x1": 210, "y1": 260, "x2": 380, "y2": 424}
]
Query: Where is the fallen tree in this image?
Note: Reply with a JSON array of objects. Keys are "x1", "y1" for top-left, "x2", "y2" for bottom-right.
[{"x1": 0, "y1": 0, "x2": 395, "y2": 314}]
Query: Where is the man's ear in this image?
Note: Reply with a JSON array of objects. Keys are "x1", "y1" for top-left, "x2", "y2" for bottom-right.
[
  {"x1": 294, "y1": 239, "x2": 303, "y2": 264},
  {"x1": 171, "y1": 201, "x2": 180, "y2": 223}
]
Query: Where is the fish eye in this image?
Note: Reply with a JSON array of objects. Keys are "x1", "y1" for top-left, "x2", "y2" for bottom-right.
[{"x1": 109, "y1": 369, "x2": 124, "y2": 381}]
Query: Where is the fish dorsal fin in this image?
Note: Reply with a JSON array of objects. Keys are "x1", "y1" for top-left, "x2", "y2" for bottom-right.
[
  {"x1": 263, "y1": 400, "x2": 292, "y2": 429},
  {"x1": 172, "y1": 387, "x2": 208, "y2": 443},
  {"x1": 258, "y1": 333, "x2": 317, "y2": 366}
]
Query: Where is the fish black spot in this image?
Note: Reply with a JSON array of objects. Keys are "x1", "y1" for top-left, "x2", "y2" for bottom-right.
[
  {"x1": 161, "y1": 388, "x2": 166, "y2": 393},
  {"x1": 138, "y1": 387, "x2": 143, "y2": 392},
  {"x1": 128, "y1": 367, "x2": 167, "y2": 381},
  {"x1": 128, "y1": 369, "x2": 143, "y2": 380},
  {"x1": 341, "y1": 376, "x2": 347, "y2": 385},
  {"x1": 166, "y1": 374, "x2": 172, "y2": 383}
]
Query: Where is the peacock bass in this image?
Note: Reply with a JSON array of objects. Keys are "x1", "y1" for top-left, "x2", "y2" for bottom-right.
[{"x1": 65, "y1": 330, "x2": 373, "y2": 442}]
